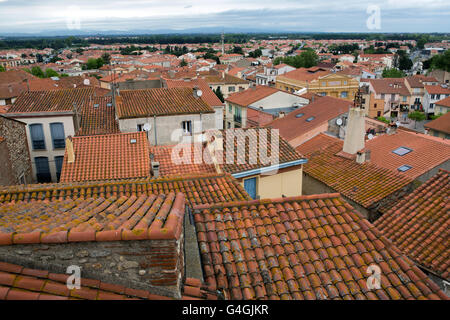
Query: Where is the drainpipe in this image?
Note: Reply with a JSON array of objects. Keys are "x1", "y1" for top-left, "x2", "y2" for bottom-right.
[{"x1": 153, "y1": 115, "x2": 157, "y2": 145}]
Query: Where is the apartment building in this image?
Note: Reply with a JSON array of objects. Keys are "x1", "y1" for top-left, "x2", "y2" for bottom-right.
[{"x1": 3, "y1": 88, "x2": 94, "y2": 182}]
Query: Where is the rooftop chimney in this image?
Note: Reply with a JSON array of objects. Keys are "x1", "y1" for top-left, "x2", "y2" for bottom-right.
[
  {"x1": 66, "y1": 136, "x2": 75, "y2": 163},
  {"x1": 151, "y1": 161, "x2": 160, "y2": 178},
  {"x1": 342, "y1": 107, "x2": 365, "y2": 155}
]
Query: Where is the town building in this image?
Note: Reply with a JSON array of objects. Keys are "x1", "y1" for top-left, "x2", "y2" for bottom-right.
[
  {"x1": 268, "y1": 96, "x2": 352, "y2": 148},
  {"x1": 3, "y1": 88, "x2": 95, "y2": 182},
  {"x1": 224, "y1": 86, "x2": 308, "y2": 128},
  {"x1": 202, "y1": 72, "x2": 250, "y2": 99},
  {"x1": 424, "y1": 112, "x2": 450, "y2": 139},
  {"x1": 423, "y1": 85, "x2": 450, "y2": 116},
  {"x1": 116, "y1": 87, "x2": 220, "y2": 146},
  {"x1": 0, "y1": 115, "x2": 33, "y2": 185}
]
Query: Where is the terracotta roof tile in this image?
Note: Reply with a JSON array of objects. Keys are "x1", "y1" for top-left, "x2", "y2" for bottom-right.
[
  {"x1": 269, "y1": 96, "x2": 351, "y2": 143},
  {"x1": 150, "y1": 144, "x2": 217, "y2": 177},
  {"x1": 278, "y1": 67, "x2": 330, "y2": 82},
  {"x1": 363, "y1": 130, "x2": 450, "y2": 180},
  {"x1": 77, "y1": 96, "x2": 120, "y2": 136},
  {"x1": 424, "y1": 112, "x2": 450, "y2": 135},
  {"x1": 0, "y1": 173, "x2": 250, "y2": 208},
  {"x1": 225, "y1": 86, "x2": 280, "y2": 107},
  {"x1": 296, "y1": 133, "x2": 413, "y2": 208},
  {"x1": 424, "y1": 85, "x2": 450, "y2": 95},
  {"x1": 375, "y1": 170, "x2": 449, "y2": 280},
  {"x1": 193, "y1": 194, "x2": 447, "y2": 300},
  {"x1": 0, "y1": 192, "x2": 185, "y2": 243},
  {"x1": 7, "y1": 88, "x2": 96, "y2": 114},
  {"x1": 116, "y1": 87, "x2": 214, "y2": 119},
  {"x1": 164, "y1": 78, "x2": 223, "y2": 107},
  {"x1": 0, "y1": 261, "x2": 217, "y2": 300},
  {"x1": 60, "y1": 132, "x2": 150, "y2": 183}
]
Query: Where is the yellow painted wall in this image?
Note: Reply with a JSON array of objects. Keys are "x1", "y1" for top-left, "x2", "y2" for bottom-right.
[{"x1": 240, "y1": 167, "x2": 303, "y2": 199}]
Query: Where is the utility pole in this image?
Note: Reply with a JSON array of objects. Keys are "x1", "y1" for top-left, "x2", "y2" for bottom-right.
[{"x1": 221, "y1": 30, "x2": 225, "y2": 55}]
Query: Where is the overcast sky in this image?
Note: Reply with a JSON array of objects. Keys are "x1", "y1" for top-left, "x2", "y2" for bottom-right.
[{"x1": 0, "y1": 0, "x2": 449, "y2": 34}]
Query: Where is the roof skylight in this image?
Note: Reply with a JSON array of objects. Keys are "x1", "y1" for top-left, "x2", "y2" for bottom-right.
[
  {"x1": 398, "y1": 165, "x2": 412, "y2": 172},
  {"x1": 392, "y1": 147, "x2": 412, "y2": 156}
]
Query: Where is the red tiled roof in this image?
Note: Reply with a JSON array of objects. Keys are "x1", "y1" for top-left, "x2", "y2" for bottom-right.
[
  {"x1": 0, "y1": 261, "x2": 217, "y2": 300},
  {"x1": 424, "y1": 112, "x2": 450, "y2": 135},
  {"x1": 0, "y1": 192, "x2": 185, "y2": 244},
  {"x1": 279, "y1": 67, "x2": 330, "y2": 82},
  {"x1": 164, "y1": 78, "x2": 223, "y2": 107},
  {"x1": 225, "y1": 86, "x2": 280, "y2": 107},
  {"x1": 363, "y1": 130, "x2": 450, "y2": 180},
  {"x1": 0, "y1": 173, "x2": 250, "y2": 208},
  {"x1": 193, "y1": 193, "x2": 447, "y2": 300},
  {"x1": 7, "y1": 88, "x2": 95, "y2": 114},
  {"x1": 424, "y1": 85, "x2": 450, "y2": 95},
  {"x1": 219, "y1": 128, "x2": 305, "y2": 175},
  {"x1": 296, "y1": 134, "x2": 413, "y2": 208},
  {"x1": 77, "y1": 96, "x2": 120, "y2": 136},
  {"x1": 60, "y1": 132, "x2": 150, "y2": 183},
  {"x1": 247, "y1": 107, "x2": 274, "y2": 128},
  {"x1": 369, "y1": 79, "x2": 411, "y2": 96},
  {"x1": 374, "y1": 170, "x2": 449, "y2": 279},
  {"x1": 202, "y1": 73, "x2": 249, "y2": 85},
  {"x1": 150, "y1": 144, "x2": 217, "y2": 177},
  {"x1": 116, "y1": 88, "x2": 214, "y2": 119},
  {"x1": 435, "y1": 96, "x2": 450, "y2": 108},
  {"x1": 268, "y1": 96, "x2": 351, "y2": 142},
  {"x1": 27, "y1": 76, "x2": 100, "y2": 91}
]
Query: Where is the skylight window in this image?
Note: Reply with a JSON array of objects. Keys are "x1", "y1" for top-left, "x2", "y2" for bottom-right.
[
  {"x1": 306, "y1": 116, "x2": 315, "y2": 122},
  {"x1": 94, "y1": 104, "x2": 99, "y2": 108},
  {"x1": 398, "y1": 165, "x2": 412, "y2": 172},
  {"x1": 392, "y1": 147, "x2": 412, "y2": 156},
  {"x1": 106, "y1": 103, "x2": 112, "y2": 107},
  {"x1": 295, "y1": 113, "x2": 305, "y2": 118}
]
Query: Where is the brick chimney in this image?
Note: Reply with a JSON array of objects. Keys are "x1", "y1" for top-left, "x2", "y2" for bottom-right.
[
  {"x1": 342, "y1": 107, "x2": 365, "y2": 155},
  {"x1": 66, "y1": 136, "x2": 75, "y2": 163}
]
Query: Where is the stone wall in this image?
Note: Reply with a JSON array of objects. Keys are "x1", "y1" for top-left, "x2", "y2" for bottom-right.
[
  {"x1": 0, "y1": 236, "x2": 185, "y2": 298},
  {"x1": 0, "y1": 116, "x2": 32, "y2": 186}
]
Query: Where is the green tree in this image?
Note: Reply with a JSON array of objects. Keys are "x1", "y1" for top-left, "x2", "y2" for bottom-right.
[
  {"x1": 31, "y1": 66, "x2": 45, "y2": 78},
  {"x1": 45, "y1": 68, "x2": 59, "y2": 78},
  {"x1": 397, "y1": 50, "x2": 413, "y2": 71},
  {"x1": 248, "y1": 49, "x2": 262, "y2": 58},
  {"x1": 213, "y1": 87, "x2": 224, "y2": 103},
  {"x1": 0, "y1": 65, "x2": 5, "y2": 72},
  {"x1": 274, "y1": 50, "x2": 318, "y2": 68},
  {"x1": 180, "y1": 58, "x2": 188, "y2": 67},
  {"x1": 430, "y1": 50, "x2": 450, "y2": 72},
  {"x1": 101, "y1": 53, "x2": 111, "y2": 65},
  {"x1": 377, "y1": 116, "x2": 390, "y2": 124},
  {"x1": 408, "y1": 111, "x2": 426, "y2": 128},
  {"x1": 382, "y1": 68, "x2": 405, "y2": 78},
  {"x1": 430, "y1": 113, "x2": 443, "y2": 120}
]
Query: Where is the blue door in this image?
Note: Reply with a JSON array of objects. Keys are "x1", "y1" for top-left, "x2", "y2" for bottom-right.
[{"x1": 244, "y1": 178, "x2": 257, "y2": 199}]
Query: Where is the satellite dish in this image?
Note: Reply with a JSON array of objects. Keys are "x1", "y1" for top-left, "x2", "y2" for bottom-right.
[
  {"x1": 368, "y1": 134, "x2": 374, "y2": 140},
  {"x1": 143, "y1": 123, "x2": 151, "y2": 131},
  {"x1": 336, "y1": 118, "x2": 343, "y2": 126},
  {"x1": 196, "y1": 89, "x2": 203, "y2": 97}
]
